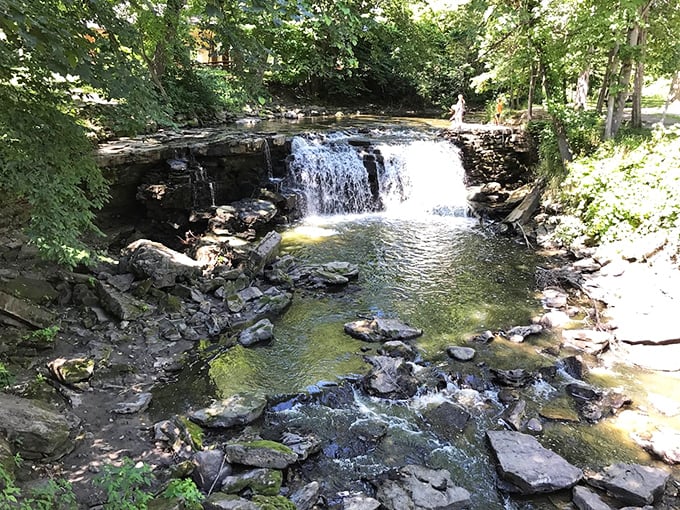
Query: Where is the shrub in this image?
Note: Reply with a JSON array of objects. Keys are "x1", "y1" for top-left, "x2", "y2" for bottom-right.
[{"x1": 94, "y1": 458, "x2": 154, "y2": 510}]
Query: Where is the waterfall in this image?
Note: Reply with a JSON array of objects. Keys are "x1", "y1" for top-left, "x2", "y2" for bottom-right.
[{"x1": 286, "y1": 132, "x2": 468, "y2": 218}]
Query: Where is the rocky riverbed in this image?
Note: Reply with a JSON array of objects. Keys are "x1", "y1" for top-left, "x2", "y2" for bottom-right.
[{"x1": 1, "y1": 194, "x2": 680, "y2": 509}]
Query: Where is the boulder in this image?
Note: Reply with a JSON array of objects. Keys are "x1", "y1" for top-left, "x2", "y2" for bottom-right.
[
  {"x1": 223, "y1": 440, "x2": 297, "y2": 469},
  {"x1": 221, "y1": 467, "x2": 282, "y2": 496},
  {"x1": 111, "y1": 392, "x2": 153, "y2": 415},
  {"x1": 192, "y1": 449, "x2": 233, "y2": 492},
  {"x1": 344, "y1": 317, "x2": 423, "y2": 343},
  {"x1": 0, "y1": 393, "x2": 75, "y2": 460},
  {"x1": 446, "y1": 346, "x2": 476, "y2": 361},
  {"x1": 239, "y1": 319, "x2": 274, "y2": 347},
  {"x1": 586, "y1": 463, "x2": 669, "y2": 506},
  {"x1": 247, "y1": 231, "x2": 282, "y2": 275},
  {"x1": 422, "y1": 401, "x2": 471, "y2": 436},
  {"x1": 572, "y1": 485, "x2": 614, "y2": 510},
  {"x1": 120, "y1": 239, "x2": 204, "y2": 288},
  {"x1": 487, "y1": 430, "x2": 583, "y2": 494},
  {"x1": 290, "y1": 481, "x2": 321, "y2": 510},
  {"x1": 374, "y1": 464, "x2": 471, "y2": 510},
  {"x1": 280, "y1": 432, "x2": 322, "y2": 461},
  {"x1": 503, "y1": 324, "x2": 543, "y2": 343},
  {"x1": 47, "y1": 357, "x2": 95, "y2": 387},
  {"x1": 362, "y1": 355, "x2": 418, "y2": 399},
  {"x1": 342, "y1": 494, "x2": 381, "y2": 510},
  {"x1": 562, "y1": 330, "x2": 612, "y2": 356},
  {"x1": 189, "y1": 394, "x2": 267, "y2": 429},
  {"x1": 203, "y1": 493, "x2": 259, "y2": 510},
  {"x1": 95, "y1": 280, "x2": 148, "y2": 320}
]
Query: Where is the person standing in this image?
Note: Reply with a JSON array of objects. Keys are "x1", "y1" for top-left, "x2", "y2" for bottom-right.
[
  {"x1": 494, "y1": 97, "x2": 504, "y2": 125},
  {"x1": 449, "y1": 94, "x2": 466, "y2": 125}
]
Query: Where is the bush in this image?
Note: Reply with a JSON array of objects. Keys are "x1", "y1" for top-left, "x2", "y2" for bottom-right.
[
  {"x1": 94, "y1": 458, "x2": 154, "y2": 510},
  {"x1": 556, "y1": 125, "x2": 680, "y2": 246}
]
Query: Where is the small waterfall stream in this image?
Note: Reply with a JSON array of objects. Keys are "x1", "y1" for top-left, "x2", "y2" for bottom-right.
[{"x1": 286, "y1": 131, "x2": 469, "y2": 218}]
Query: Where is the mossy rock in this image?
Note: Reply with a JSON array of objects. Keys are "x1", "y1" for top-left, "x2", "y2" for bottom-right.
[
  {"x1": 252, "y1": 495, "x2": 296, "y2": 510},
  {"x1": 222, "y1": 468, "x2": 282, "y2": 496}
]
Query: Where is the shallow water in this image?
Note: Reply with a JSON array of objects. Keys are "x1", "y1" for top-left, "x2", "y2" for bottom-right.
[{"x1": 152, "y1": 124, "x2": 680, "y2": 508}]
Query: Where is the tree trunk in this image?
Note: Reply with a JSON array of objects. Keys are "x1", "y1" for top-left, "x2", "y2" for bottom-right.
[
  {"x1": 527, "y1": 63, "x2": 536, "y2": 120},
  {"x1": 605, "y1": 0, "x2": 653, "y2": 139},
  {"x1": 631, "y1": 16, "x2": 648, "y2": 128},
  {"x1": 661, "y1": 70, "x2": 680, "y2": 124},
  {"x1": 597, "y1": 45, "x2": 618, "y2": 114},
  {"x1": 151, "y1": 0, "x2": 187, "y2": 83},
  {"x1": 539, "y1": 60, "x2": 572, "y2": 163}
]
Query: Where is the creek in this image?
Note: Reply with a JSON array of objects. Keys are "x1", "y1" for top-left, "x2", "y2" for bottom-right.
[{"x1": 151, "y1": 123, "x2": 677, "y2": 509}]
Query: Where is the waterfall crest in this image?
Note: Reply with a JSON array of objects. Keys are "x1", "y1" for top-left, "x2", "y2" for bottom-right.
[{"x1": 286, "y1": 132, "x2": 468, "y2": 218}]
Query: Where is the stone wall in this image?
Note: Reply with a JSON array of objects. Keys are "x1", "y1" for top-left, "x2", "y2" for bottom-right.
[{"x1": 440, "y1": 126, "x2": 538, "y2": 188}]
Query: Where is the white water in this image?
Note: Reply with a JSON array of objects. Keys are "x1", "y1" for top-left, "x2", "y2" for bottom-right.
[{"x1": 287, "y1": 133, "x2": 469, "y2": 218}]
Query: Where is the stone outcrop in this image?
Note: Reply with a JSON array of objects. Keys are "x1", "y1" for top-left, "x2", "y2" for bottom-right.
[
  {"x1": 0, "y1": 393, "x2": 76, "y2": 460},
  {"x1": 487, "y1": 430, "x2": 583, "y2": 494}
]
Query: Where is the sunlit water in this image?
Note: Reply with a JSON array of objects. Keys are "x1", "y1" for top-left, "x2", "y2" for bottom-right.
[{"x1": 153, "y1": 125, "x2": 679, "y2": 509}]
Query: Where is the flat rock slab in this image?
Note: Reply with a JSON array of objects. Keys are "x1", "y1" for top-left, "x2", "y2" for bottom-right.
[
  {"x1": 487, "y1": 430, "x2": 583, "y2": 494},
  {"x1": 587, "y1": 463, "x2": 670, "y2": 506},
  {"x1": 344, "y1": 317, "x2": 423, "y2": 342},
  {"x1": 189, "y1": 394, "x2": 267, "y2": 429},
  {"x1": 121, "y1": 239, "x2": 204, "y2": 288}
]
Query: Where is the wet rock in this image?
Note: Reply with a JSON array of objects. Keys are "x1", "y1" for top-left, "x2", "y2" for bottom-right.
[
  {"x1": 344, "y1": 317, "x2": 423, "y2": 343},
  {"x1": 223, "y1": 440, "x2": 297, "y2": 469},
  {"x1": 280, "y1": 432, "x2": 322, "y2": 461},
  {"x1": 562, "y1": 329, "x2": 612, "y2": 355},
  {"x1": 247, "y1": 231, "x2": 281, "y2": 276},
  {"x1": 362, "y1": 355, "x2": 418, "y2": 399},
  {"x1": 342, "y1": 493, "x2": 380, "y2": 510},
  {"x1": 111, "y1": 392, "x2": 153, "y2": 414},
  {"x1": 47, "y1": 357, "x2": 95, "y2": 387},
  {"x1": 632, "y1": 428, "x2": 680, "y2": 465},
  {"x1": 0, "y1": 393, "x2": 75, "y2": 460},
  {"x1": 239, "y1": 319, "x2": 274, "y2": 346},
  {"x1": 0, "y1": 290, "x2": 56, "y2": 328},
  {"x1": 221, "y1": 467, "x2": 282, "y2": 496},
  {"x1": 586, "y1": 463, "x2": 670, "y2": 506},
  {"x1": 192, "y1": 449, "x2": 233, "y2": 492},
  {"x1": 210, "y1": 199, "x2": 278, "y2": 236},
  {"x1": 500, "y1": 399, "x2": 527, "y2": 431},
  {"x1": 560, "y1": 355, "x2": 586, "y2": 380},
  {"x1": 572, "y1": 485, "x2": 614, "y2": 510},
  {"x1": 320, "y1": 261, "x2": 359, "y2": 279},
  {"x1": 313, "y1": 269, "x2": 349, "y2": 285},
  {"x1": 348, "y1": 419, "x2": 389, "y2": 442},
  {"x1": 120, "y1": 239, "x2": 204, "y2": 288},
  {"x1": 471, "y1": 330, "x2": 495, "y2": 343},
  {"x1": 423, "y1": 400, "x2": 471, "y2": 437},
  {"x1": 503, "y1": 324, "x2": 543, "y2": 343},
  {"x1": 203, "y1": 493, "x2": 258, "y2": 510},
  {"x1": 525, "y1": 417, "x2": 543, "y2": 434},
  {"x1": 446, "y1": 346, "x2": 476, "y2": 361},
  {"x1": 490, "y1": 368, "x2": 534, "y2": 388},
  {"x1": 487, "y1": 430, "x2": 583, "y2": 494},
  {"x1": 189, "y1": 394, "x2": 267, "y2": 429},
  {"x1": 379, "y1": 340, "x2": 417, "y2": 361},
  {"x1": 290, "y1": 481, "x2": 321, "y2": 510},
  {"x1": 374, "y1": 464, "x2": 471, "y2": 510}
]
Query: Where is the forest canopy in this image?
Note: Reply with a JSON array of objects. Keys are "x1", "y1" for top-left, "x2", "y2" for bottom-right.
[{"x1": 1, "y1": 0, "x2": 679, "y2": 264}]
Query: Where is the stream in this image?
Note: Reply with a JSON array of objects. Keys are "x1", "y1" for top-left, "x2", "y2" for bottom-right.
[{"x1": 152, "y1": 124, "x2": 678, "y2": 509}]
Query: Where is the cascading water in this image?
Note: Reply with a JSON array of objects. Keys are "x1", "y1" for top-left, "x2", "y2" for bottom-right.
[{"x1": 286, "y1": 131, "x2": 469, "y2": 218}]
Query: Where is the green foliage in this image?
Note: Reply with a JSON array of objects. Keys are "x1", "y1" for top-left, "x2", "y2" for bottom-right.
[
  {"x1": 160, "y1": 479, "x2": 204, "y2": 510},
  {"x1": 94, "y1": 458, "x2": 154, "y2": 510},
  {"x1": 0, "y1": 460, "x2": 77, "y2": 510},
  {"x1": 22, "y1": 326, "x2": 60, "y2": 344},
  {"x1": 556, "y1": 125, "x2": 680, "y2": 245},
  {"x1": 0, "y1": 362, "x2": 14, "y2": 388}
]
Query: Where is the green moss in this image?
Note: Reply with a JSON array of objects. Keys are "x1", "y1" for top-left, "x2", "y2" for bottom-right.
[
  {"x1": 252, "y1": 495, "x2": 296, "y2": 510},
  {"x1": 177, "y1": 416, "x2": 204, "y2": 450},
  {"x1": 244, "y1": 440, "x2": 294, "y2": 455}
]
